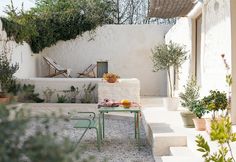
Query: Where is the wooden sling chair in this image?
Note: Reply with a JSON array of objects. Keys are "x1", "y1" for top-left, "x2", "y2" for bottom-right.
[
  {"x1": 43, "y1": 56, "x2": 71, "y2": 78},
  {"x1": 77, "y1": 64, "x2": 97, "y2": 78}
]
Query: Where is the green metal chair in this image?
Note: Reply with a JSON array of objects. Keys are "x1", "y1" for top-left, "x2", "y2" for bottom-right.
[{"x1": 69, "y1": 112, "x2": 101, "y2": 151}]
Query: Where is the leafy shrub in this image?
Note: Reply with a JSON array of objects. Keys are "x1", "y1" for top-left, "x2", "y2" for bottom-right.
[
  {"x1": 179, "y1": 77, "x2": 200, "y2": 111},
  {"x1": 64, "y1": 86, "x2": 80, "y2": 103},
  {"x1": 202, "y1": 90, "x2": 228, "y2": 119},
  {"x1": 43, "y1": 87, "x2": 56, "y2": 103},
  {"x1": 196, "y1": 117, "x2": 236, "y2": 162},
  {"x1": 18, "y1": 84, "x2": 44, "y2": 103},
  {"x1": 80, "y1": 83, "x2": 96, "y2": 103},
  {"x1": 2, "y1": 0, "x2": 114, "y2": 53},
  {"x1": 0, "y1": 55, "x2": 19, "y2": 93},
  {"x1": 57, "y1": 94, "x2": 68, "y2": 103},
  {"x1": 0, "y1": 104, "x2": 87, "y2": 162}
]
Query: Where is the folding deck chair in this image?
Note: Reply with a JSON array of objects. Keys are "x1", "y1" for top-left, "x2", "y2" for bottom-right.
[
  {"x1": 77, "y1": 64, "x2": 97, "y2": 78},
  {"x1": 43, "y1": 56, "x2": 71, "y2": 78}
]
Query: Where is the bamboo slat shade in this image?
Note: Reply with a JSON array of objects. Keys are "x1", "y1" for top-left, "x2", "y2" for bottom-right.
[{"x1": 148, "y1": 0, "x2": 196, "y2": 18}]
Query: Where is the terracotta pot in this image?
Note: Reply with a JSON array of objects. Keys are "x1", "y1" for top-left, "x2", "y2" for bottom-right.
[
  {"x1": 106, "y1": 77, "x2": 117, "y2": 83},
  {"x1": 0, "y1": 97, "x2": 10, "y2": 105},
  {"x1": 180, "y1": 111, "x2": 196, "y2": 128},
  {"x1": 193, "y1": 118, "x2": 206, "y2": 131}
]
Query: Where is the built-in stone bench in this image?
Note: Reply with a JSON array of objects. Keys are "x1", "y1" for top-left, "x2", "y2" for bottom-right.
[{"x1": 19, "y1": 78, "x2": 140, "y2": 103}]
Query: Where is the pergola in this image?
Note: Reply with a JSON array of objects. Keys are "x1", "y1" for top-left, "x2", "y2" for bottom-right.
[{"x1": 148, "y1": 0, "x2": 197, "y2": 18}]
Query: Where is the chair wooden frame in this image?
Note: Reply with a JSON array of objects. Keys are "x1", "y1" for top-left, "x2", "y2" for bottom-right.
[
  {"x1": 77, "y1": 64, "x2": 97, "y2": 78},
  {"x1": 43, "y1": 57, "x2": 71, "y2": 78}
]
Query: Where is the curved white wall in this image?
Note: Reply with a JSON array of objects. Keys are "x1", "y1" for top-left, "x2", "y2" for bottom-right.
[
  {"x1": 0, "y1": 20, "x2": 39, "y2": 78},
  {"x1": 39, "y1": 25, "x2": 172, "y2": 96}
]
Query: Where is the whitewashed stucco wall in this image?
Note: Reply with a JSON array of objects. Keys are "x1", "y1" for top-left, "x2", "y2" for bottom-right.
[
  {"x1": 39, "y1": 25, "x2": 172, "y2": 96},
  {"x1": 165, "y1": 18, "x2": 192, "y2": 95},
  {"x1": 201, "y1": 0, "x2": 231, "y2": 95},
  {"x1": 165, "y1": 0, "x2": 231, "y2": 96},
  {"x1": 0, "y1": 20, "x2": 39, "y2": 78}
]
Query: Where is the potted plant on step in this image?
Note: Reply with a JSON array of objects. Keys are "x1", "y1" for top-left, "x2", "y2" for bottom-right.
[
  {"x1": 151, "y1": 41, "x2": 188, "y2": 111},
  {"x1": 192, "y1": 100, "x2": 208, "y2": 131},
  {"x1": 202, "y1": 90, "x2": 228, "y2": 133},
  {"x1": 179, "y1": 77, "x2": 199, "y2": 128},
  {"x1": 0, "y1": 55, "x2": 19, "y2": 104}
]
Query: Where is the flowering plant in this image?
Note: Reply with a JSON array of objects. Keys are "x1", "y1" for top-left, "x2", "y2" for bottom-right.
[{"x1": 221, "y1": 54, "x2": 232, "y2": 110}]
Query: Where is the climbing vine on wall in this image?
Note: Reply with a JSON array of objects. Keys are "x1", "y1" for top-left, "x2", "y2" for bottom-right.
[{"x1": 1, "y1": 0, "x2": 114, "y2": 53}]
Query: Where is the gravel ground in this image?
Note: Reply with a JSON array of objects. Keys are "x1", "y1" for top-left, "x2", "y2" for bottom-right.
[{"x1": 27, "y1": 116, "x2": 154, "y2": 162}]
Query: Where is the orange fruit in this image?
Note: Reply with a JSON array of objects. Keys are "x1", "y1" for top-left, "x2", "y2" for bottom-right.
[{"x1": 121, "y1": 99, "x2": 131, "y2": 108}]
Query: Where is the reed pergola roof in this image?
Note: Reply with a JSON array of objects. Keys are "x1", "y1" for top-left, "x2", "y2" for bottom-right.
[{"x1": 148, "y1": 0, "x2": 196, "y2": 18}]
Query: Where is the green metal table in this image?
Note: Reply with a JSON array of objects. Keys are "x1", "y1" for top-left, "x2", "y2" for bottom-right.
[{"x1": 98, "y1": 106, "x2": 141, "y2": 150}]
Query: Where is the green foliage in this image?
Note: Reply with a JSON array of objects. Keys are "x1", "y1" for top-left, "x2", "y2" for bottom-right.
[
  {"x1": 43, "y1": 87, "x2": 56, "y2": 103},
  {"x1": 202, "y1": 90, "x2": 228, "y2": 119},
  {"x1": 57, "y1": 94, "x2": 68, "y2": 103},
  {"x1": 191, "y1": 100, "x2": 207, "y2": 119},
  {"x1": 0, "y1": 104, "x2": 84, "y2": 162},
  {"x1": 151, "y1": 41, "x2": 188, "y2": 97},
  {"x1": 80, "y1": 83, "x2": 96, "y2": 103},
  {"x1": 2, "y1": 0, "x2": 114, "y2": 53},
  {"x1": 7, "y1": 79, "x2": 21, "y2": 96},
  {"x1": 179, "y1": 77, "x2": 200, "y2": 111},
  {"x1": 64, "y1": 86, "x2": 80, "y2": 103},
  {"x1": 196, "y1": 117, "x2": 236, "y2": 162},
  {"x1": 18, "y1": 84, "x2": 44, "y2": 103},
  {"x1": 0, "y1": 55, "x2": 19, "y2": 93}
]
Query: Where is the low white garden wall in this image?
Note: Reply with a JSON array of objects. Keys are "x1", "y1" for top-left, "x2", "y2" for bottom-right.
[
  {"x1": 19, "y1": 78, "x2": 140, "y2": 103},
  {"x1": 98, "y1": 78, "x2": 140, "y2": 103},
  {"x1": 22, "y1": 103, "x2": 98, "y2": 116}
]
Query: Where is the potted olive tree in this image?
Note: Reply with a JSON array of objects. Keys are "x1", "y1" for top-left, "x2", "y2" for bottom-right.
[
  {"x1": 179, "y1": 77, "x2": 199, "y2": 128},
  {"x1": 151, "y1": 41, "x2": 188, "y2": 111},
  {"x1": 202, "y1": 90, "x2": 228, "y2": 133},
  {"x1": 0, "y1": 55, "x2": 19, "y2": 104}
]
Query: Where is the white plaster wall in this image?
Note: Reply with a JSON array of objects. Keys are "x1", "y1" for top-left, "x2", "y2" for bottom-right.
[
  {"x1": 165, "y1": 18, "x2": 192, "y2": 95},
  {"x1": 165, "y1": 0, "x2": 231, "y2": 96},
  {"x1": 39, "y1": 25, "x2": 172, "y2": 96},
  {"x1": 0, "y1": 20, "x2": 38, "y2": 78},
  {"x1": 201, "y1": 0, "x2": 231, "y2": 95}
]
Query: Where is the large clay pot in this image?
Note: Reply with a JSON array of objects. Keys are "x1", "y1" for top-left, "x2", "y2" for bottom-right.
[
  {"x1": 164, "y1": 97, "x2": 179, "y2": 111},
  {"x1": 180, "y1": 111, "x2": 196, "y2": 128},
  {"x1": 0, "y1": 97, "x2": 10, "y2": 105},
  {"x1": 193, "y1": 118, "x2": 206, "y2": 131}
]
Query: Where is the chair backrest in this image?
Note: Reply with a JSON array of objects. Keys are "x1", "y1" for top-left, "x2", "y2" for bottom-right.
[
  {"x1": 83, "y1": 64, "x2": 97, "y2": 73},
  {"x1": 43, "y1": 57, "x2": 65, "y2": 71}
]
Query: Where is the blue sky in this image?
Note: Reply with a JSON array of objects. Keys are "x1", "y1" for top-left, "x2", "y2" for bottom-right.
[{"x1": 0, "y1": 0, "x2": 35, "y2": 16}]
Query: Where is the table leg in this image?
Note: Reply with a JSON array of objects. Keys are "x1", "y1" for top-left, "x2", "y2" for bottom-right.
[
  {"x1": 102, "y1": 112, "x2": 105, "y2": 138},
  {"x1": 99, "y1": 112, "x2": 102, "y2": 141},
  {"x1": 134, "y1": 112, "x2": 137, "y2": 139},
  {"x1": 137, "y1": 112, "x2": 140, "y2": 150}
]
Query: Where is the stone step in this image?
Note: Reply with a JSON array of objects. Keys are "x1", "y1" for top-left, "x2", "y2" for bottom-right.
[
  {"x1": 160, "y1": 156, "x2": 202, "y2": 162},
  {"x1": 152, "y1": 133, "x2": 187, "y2": 156},
  {"x1": 169, "y1": 146, "x2": 193, "y2": 156}
]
